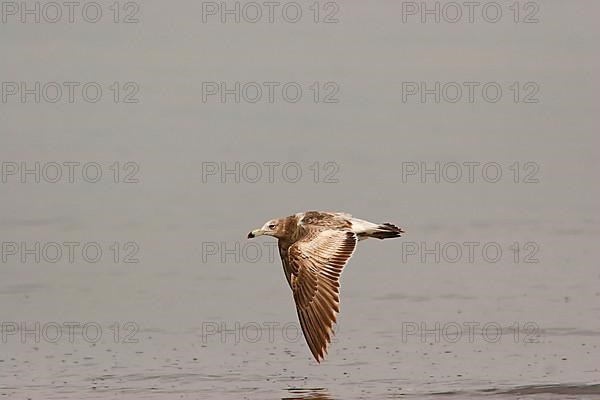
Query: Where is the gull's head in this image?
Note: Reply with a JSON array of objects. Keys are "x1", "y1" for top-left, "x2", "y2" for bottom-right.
[{"x1": 248, "y1": 218, "x2": 282, "y2": 239}]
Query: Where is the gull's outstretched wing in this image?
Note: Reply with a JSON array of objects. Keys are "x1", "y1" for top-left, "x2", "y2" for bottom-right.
[{"x1": 286, "y1": 228, "x2": 357, "y2": 362}]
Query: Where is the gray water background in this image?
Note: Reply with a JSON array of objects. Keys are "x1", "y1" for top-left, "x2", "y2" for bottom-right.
[{"x1": 0, "y1": 1, "x2": 599, "y2": 398}]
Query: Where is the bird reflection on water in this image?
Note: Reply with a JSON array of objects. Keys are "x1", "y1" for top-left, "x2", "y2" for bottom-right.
[{"x1": 283, "y1": 387, "x2": 333, "y2": 400}]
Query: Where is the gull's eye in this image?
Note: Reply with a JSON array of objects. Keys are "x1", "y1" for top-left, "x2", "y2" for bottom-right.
[{"x1": 268, "y1": 224, "x2": 276, "y2": 229}]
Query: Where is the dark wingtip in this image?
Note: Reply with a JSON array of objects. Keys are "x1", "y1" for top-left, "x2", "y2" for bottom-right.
[
  {"x1": 383, "y1": 222, "x2": 405, "y2": 233},
  {"x1": 371, "y1": 223, "x2": 405, "y2": 239}
]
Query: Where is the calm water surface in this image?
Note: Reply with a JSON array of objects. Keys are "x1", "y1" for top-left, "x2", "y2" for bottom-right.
[{"x1": 1, "y1": 1, "x2": 599, "y2": 398}]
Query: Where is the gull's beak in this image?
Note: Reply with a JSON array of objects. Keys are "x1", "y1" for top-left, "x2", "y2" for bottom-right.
[{"x1": 247, "y1": 229, "x2": 264, "y2": 239}]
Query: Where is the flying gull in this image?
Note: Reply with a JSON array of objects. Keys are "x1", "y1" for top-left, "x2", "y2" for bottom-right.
[{"x1": 247, "y1": 211, "x2": 404, "y2": 362}]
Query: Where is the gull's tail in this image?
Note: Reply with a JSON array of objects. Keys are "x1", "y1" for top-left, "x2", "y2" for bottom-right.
[{"x1": 351, "y1": 219, "x2": 405, "y2": 240}]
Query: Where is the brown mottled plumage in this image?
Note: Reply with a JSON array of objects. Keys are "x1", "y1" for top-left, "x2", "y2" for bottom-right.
[{"x1": 247, "y1": 211, "x2": 404, "y2": 362}]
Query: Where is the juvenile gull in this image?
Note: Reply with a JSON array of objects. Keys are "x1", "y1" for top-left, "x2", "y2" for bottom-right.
[{"x1": 247, "y1": 211, "x2": 404, "y2": 362}]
